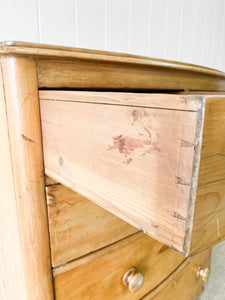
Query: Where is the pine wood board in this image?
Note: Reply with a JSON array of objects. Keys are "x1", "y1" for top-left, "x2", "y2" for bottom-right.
[
  {"x1": 53, "y1": 233, "x2": 185, "y2": 300},
  {"x1": 190, "y1": 97, "x2": 225, "y2": 254},
  {"x1": 41, "y1": 91, "x2": 225, "y2": 256},
  {"x1": 46, "y1": 184, "x2": 138, "y2": 267},
  {"x1": 0, "y1": 40, "x2": 223, "y2": 75},
  {"x1": 0, "y1": 57, "x2": 53, "y2": 299},
  {"x1": 37, "y1": 58, "x2": 225, "y2": 91},
  {"x1": 143, "y1": 248, "x2": 211, "y2": 300},
  {"x1": 40, "y1": 91, "x2": 201, "y2": 255},
  {"x1": 0, "y1": 58, "x2": 27, "y2": 300},
  {"x1": 39, "y1": 90, "x2": 199, "y2": 111},
  {"x1": 1, "y1": 41, "x2": 225, "y2": 91}
]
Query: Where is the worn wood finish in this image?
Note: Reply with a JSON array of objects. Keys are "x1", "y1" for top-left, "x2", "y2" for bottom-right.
[
  {"x1": 40, "y1": 91, "x2": 201, "y2": 255},
  {"x1": 0, "y1": 59, "x2": 27, "y2": 300},
  {"x1": 0, "y1": 41, "x2": 223, "y2": 73},
  {"x1": 53, "y1": 233, "x2": 185, "y2": 300},
  {"x1": 190, "y1": 96, "x2": 225, "y2": 255},
  {"x1": 0, "y1": 56, "x2": 53, "y2": 299},
  {"x1": 143, "y1": 249, "x2": 211, "y2": 300},
  {"x1": 37, "y1": 58, "x2": 225, "y2": 91},
  {"x1": 53, "y1": 232, "x2": 142, "y2": 277},
  {"x1": 47, "y1": 184, "x2": 138, "y2": 267},
  {"x1": 1, "y1": 41, "x2": 225, "y2": 91}
]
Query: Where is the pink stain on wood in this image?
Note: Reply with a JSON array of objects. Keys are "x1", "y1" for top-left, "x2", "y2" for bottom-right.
[
  {"x1": 108, "y1": 109, "x2": 160, "y2": 163},
  {"x1": 108, "y1": 135, "x2": 151, "y2": 155}
]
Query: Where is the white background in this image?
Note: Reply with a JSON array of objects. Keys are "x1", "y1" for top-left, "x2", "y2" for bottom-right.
[{"x1": 0, "y1": 0, "x2": 225, "y2": 72}]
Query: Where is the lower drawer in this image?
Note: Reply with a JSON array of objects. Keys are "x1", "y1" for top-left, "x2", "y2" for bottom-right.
[
  {"x1": 53, "y1": 233, "x2": 185, "y2": 300},
  {"x1": 144, "y1": 248, "x2": 211, "y2": 300}
]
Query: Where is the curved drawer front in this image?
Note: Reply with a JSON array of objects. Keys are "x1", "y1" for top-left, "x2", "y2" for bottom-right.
[
  {"x1": 143, "y1": 248, "x2": 211, "y2": 300},
  {"x1": 53, "y1": 233, "x2": 185, "y2": 300}
]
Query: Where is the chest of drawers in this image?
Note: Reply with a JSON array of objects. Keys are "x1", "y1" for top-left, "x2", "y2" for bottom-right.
[{"x1": 1, "y1": 41, "x2": 225, "y2": 299}]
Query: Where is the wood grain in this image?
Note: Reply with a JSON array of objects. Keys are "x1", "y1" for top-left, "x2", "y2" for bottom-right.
[
  {"x1": 47, "y1": 184, "x2": 138, "y2": 267},
  {"x1": 1, "y1": 41, "x2": 224, "y2": 91},
  {"x1": 143, "y1": 248, "x2": 211, "y2": 300},
  {"x1": 39, "y1": 90, "x2": 200, "y2": 111},
  {"x1": 45, "y1": 175, "x2": 59, "y2": 186},
  {"x1": 0, "y1": 40, "x2": 224, "y2": 75},
  {"x1": 0, "y1": 58, "x2": 27, "y2": 300},
  {"x1": 37, "y1": 58, "x2": 225, "y2": 91},
  {"x1": 40, "y1": 91, "x2": 200, "y2": 255},
  {"x1": 0, "y1": 56, "x2": 53, "y2": 299},
  {"x1": 41, "y1": 91, "x2": 225, "y2": 256},
  {"x1": 190, "y1": 96, "x2": 225, "y2": 255},
  {"x1": 53, "y1": 233, "x2": 185, "y2": 300}
]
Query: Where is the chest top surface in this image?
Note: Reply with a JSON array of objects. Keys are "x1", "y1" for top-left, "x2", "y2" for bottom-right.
[{"x1": 1, "y1": 40, "x2": 225, "y2": 92}]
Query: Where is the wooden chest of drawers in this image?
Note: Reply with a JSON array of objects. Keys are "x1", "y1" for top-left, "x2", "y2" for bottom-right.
[{"x1": 1, "y1": 41, "x2": 225, "y2": 299}]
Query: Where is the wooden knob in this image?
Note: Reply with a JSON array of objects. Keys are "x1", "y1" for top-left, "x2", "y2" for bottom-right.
[
  {"x1": 197, "y1": 267, "x2": 210, "y2": 285},
  {"x1": 123, "y1": 268, "x2": 144, "y2": 292}
]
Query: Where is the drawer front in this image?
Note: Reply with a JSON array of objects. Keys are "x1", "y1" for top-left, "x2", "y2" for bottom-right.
[
  {"x1": 143, "y1": 248, "x2": 211, "y2": 300},
  {"x1": 40, "y1": 91, "x2": 225, "y2": 256},
  {"x1": 46, "y1": 184, "x2": 137, "y2": 267},
  {"x1": 53, "y1": 233, "x2": 185, "y2": 300}
]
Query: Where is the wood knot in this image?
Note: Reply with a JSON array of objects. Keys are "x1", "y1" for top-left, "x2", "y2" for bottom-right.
[{"x1": 58, "y1": 156, "x2": 64, "y2": 166}]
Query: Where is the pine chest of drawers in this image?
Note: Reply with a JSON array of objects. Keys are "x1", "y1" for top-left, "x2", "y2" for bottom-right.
[{"x1": 1, "y1": 41, "x2": 225, "y2": 299}]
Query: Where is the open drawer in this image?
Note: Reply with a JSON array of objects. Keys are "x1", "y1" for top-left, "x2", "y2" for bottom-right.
[{"x1": 40, "y1": 90, "x2": 225, "y2": 256}]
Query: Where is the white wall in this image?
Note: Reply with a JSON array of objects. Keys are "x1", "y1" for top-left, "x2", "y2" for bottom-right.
[{"x1": 0, "y1": 0, "x2": 225, "y2": 72}]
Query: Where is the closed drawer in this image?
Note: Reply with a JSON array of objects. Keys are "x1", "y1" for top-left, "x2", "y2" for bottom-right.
[
  {"x1": 40, "y1": 91, "x2": 225, "y2": 256},
  {"x1": 46, "y1": 183, "x2": 137, "y2": 267},
  {"x1": 53, "y1": 233, "x2": 185, "y2": 300},
  {"x1": 143, "y1": 248, "x2": 211, "y2": 300}
]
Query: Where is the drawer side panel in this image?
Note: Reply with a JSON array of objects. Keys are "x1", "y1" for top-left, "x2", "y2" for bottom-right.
[{"x1": 40, "y1": 92, "x2": 199, "y2": 254}]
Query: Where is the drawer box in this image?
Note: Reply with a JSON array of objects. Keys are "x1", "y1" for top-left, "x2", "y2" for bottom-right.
[
  {"x1": 53, "y1": 233, "x2": 185, "y2": 300},
  {"x1": 46, "y1": 184, "x2": 137, "y2": 267},
  {"x1": 40, "y1": 91, "x2": 225, "y2": 256}
]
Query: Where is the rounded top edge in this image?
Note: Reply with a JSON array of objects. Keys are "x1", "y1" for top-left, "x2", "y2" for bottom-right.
[{"x1": 0, "y1": 40, "x2": 225, "y2": 78}]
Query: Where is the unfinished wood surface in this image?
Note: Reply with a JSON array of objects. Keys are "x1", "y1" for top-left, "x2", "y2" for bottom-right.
[
  {"x1": 53, "y1": 233, "x2": 185, "y2": 300},
  {"x1": 1, "y1": 41, "x2": 225, "y2": 91},
  {"x1": 190, "y1": 96, "x2": 225, "y2": 255},
  {"x1": 39, "y1": 90, "x2": 199, "y2": 111},
  {"x1": 41, "y1": 91, "x2": 225, "y2": 256},
  {"x1": 0, "y1": 56, "x2": 53, "y2": 299},
  {"x1": 47, "y1": 184, "x2": 138, "y2": 267},
  {"x1": 40, "y1": 91, "x2": 201, "y2": 255},
  {"x1": 143, "y1": 248, "x2": 211, "y2": 300}
]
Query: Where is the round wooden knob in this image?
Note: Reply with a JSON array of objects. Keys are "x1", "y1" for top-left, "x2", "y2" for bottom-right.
[
  {"x1": 197, "y1": 267, "x2": 210, "y2": 285},
  {"x1": 123, "y1": 268, "x2": 144, "y2": 292}
]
